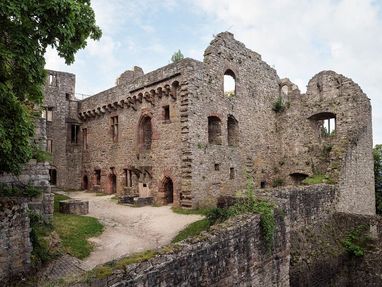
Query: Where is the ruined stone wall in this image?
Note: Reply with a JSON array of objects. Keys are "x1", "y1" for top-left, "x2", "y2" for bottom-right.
[
  {"x1": 278, "y1": 71, "x2": 375, "y2": 215},
  {"x1": 0, "y1": 198, "x2": 32, "y2": 283},
  {"x1": 78, "y1": 60, "x2": 199, "y2": 204},
  {"x1": 256, "y1": 184, "x2": 338, "y2": 230},
  {"x1": 44, "y1": 70, "x2": 81, "y2": 190},
  {"x1": 72, "y1": 213, "x2": 289, "y2": 287},
  {"x1": 187, "y1": 32, "x2": 281, "y2": 207}
]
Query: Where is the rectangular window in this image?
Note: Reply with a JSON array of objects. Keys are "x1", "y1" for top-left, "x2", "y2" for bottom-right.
[
  {"x1": 47, "y1": 139, "x2": 53, "y2": 153},
  {"x1": 323, "y1": 118, "x2": 336, "y2": 136},
  {"x1": 111, "y1": 116, "x2": 118, "y2": 142},
  {"x1": 124, "y1": 169, "x2": 132, "y2": 187},
  {"x1": 46, "y1": 108, "x2": 53, "y2": 122},
  {"x1": 48, "y1": 74, "x2": 57, "y2": 86},
  {"x1": 95, "y1": 170, "x2": 101, "y2": 185},
  {"x1": 71, "y1": 124, "x2": 79, "y2": 144},
  {"x1": 230, "y1": 167, "x2": 235, "y2": 179},
  {"x1": 82, "y1": 128, "x2": 88, "y2": 150},
  {"x1": 215, "y1": 163, "x2": 220, "y2": 171},
  {"x1": 163, "y1": 105, "x2": 170, "y2": 121}
]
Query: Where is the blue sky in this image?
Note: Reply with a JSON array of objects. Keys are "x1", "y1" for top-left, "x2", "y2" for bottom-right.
[{"x1": 45, "y1": 0, "x2": 382, "y2": 145}]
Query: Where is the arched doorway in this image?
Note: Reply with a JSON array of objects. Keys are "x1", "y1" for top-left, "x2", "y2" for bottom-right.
[
  {"x1": 82, "y1": 175, "x2": 89, "y2": 190},
  {"x1": 163, "y1": 178, "x2": 174, "y2": 204}
]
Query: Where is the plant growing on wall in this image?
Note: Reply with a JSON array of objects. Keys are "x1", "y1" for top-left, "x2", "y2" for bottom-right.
[
  {"x1": 171, "y1": 50, "x2": 184, "y2": 63},
  {"x1": 374, "y1": 145, "x2": 382, "y2": 214},
  {"x1": 272, "y1": 96, "x2": 286, "y2": 113},
  {"x1": 0, "y1": 0, "x2": 101, "y2": 176}
]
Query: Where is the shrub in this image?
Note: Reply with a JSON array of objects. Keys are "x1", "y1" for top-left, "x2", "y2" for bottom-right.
[
  {"x1": 272, "y1": 178, "x2": 284, "y2": 187},
  {"x1": 342, "y1": 225, "x2": 372, "y2": 257},
  {"x1": 272, "y1": 96, "x2": 286, "y2": 113},
  {"x1": 0, "y1": 183, "x2": 41, "y2": 198}
]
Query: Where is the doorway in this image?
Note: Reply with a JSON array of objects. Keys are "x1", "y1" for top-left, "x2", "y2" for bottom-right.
[
  {"x1": 83, "y1": 175, "x2": 89, "y2": 190},
  {"x1": 49, "y1": 169, "x2": 57, "y2": 186},
  {"x1": 164, "y1": 178, "x2": 173, "y2": 204}
]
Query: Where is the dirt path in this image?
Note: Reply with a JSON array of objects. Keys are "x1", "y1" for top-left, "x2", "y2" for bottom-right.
[{"x1": 68, "y1": 192, "x2": 203, "y2": 269}]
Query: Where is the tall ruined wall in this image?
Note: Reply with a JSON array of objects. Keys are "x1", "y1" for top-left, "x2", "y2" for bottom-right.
[
  {"x1": 277, "y1": 71, "x2": 375, "y2": 215},
  {"x1": 0, "y1": 198, "x2": 32, "y2": 283},
  {"x1": 78, "y1": 60, "x2": 199, "y2": 204},
  {"x1": 187, "y1": 32, "x2": 281, "y2": 207},
  {"x1": 44, "y1": 70, "x2": 81, "y2": 190},
  {"x1": 72, "y1": 213, "x2": 289, "y2": 287}
]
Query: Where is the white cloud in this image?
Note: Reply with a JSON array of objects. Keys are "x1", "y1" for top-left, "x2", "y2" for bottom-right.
[{"x1": 193, "y1": 0, "x2": 382, "y2": 144}]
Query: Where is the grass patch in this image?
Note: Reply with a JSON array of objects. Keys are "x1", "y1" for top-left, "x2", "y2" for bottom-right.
[
  {"x1": 302, "y1": 174, "x2": 334, "y2": 185},
  {"x1": 171, "y1": 206, "x2": 209, "y2": 215},
  {"x1": 53, "y1": 194, "x2": 103, "y2": 259},
  {"x1": 171, "y1": 219, "x2": 210, "y2": 243}
]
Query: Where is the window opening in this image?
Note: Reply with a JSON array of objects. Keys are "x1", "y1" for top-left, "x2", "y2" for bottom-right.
[
  {"x1": 227, "y1": 115, "x2": 239, "y2": 146},
  {"x1": 208, "y1": 116, "x2": 222, "y2": 145},
  {"x1": 111, "y1": 116, "x2": 118, "y2": 142},
  {"x1": 224, "y1": 70, "x2": 236, "y2": 97},
  {"x1": 71, "y1": 124, "x2": 79, "y2": 143}
]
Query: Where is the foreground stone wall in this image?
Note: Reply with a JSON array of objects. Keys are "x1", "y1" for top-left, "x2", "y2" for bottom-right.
[
  {"x1": 72, "y1": 213, "x2": 289, "y2": 287},
  {"x1": 0, "y1": 198, "x2": 32, "y2": 283}
]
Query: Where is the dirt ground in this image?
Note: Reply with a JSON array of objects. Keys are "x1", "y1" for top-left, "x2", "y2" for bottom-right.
[{"x1": 68, "y1": 192, "x2": 203, "y2": 269}]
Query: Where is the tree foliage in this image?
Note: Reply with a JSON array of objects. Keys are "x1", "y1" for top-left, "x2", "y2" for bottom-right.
[
  {"x1": 0, "y1": 0, "x2": 101, "y2": 174},
  {"x1": 171, "y1": 49, "x2": 184, "y2": 63},
  {"x1": 374, "y1": 144, "x2": 382, "y2": 214}
]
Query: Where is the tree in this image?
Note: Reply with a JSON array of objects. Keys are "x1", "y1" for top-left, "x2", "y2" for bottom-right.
[
  {"x1": 0, "y1": 0, "x2": 101, "y2": 174},
  {"x1": 374, "y1": 145, "x2": 382, "y2": 214},
  {"x1": 171, "y1": 49, "x2": 184, "y2": 63}
]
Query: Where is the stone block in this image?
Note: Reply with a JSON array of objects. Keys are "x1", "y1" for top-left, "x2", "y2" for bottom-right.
[{"x1": 59, "y1": 199, "x2": 89, "y2": 215}]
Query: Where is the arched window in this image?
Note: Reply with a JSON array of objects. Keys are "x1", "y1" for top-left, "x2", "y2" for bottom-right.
[
  {"x1": 227, "y1": 115, "x2": 239, "y2": 146},
  {"x1": 208, "y1": 116, "x2": 222, "y2": 145},
  {"x1": 224, "y1": 69, "x2": 236, "y2": 97},
  {"x1": 139, "y1": 116, "x2": 152, "y2": 150}
]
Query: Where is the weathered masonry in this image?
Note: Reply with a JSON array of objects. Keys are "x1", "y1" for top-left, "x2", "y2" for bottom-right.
[{"x1": 43, "y1": 32, "x2": 375, "y2": 214}]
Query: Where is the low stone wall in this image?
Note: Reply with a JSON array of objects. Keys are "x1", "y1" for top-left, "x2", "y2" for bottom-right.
[
  {"x1": 256, "y1": 184, "x2": 338, "y2": 230},
  {"x1": 73, "y1": 212, "x2": 289, "y2": 287},
  {"x1": 0, "y1": 198, "x2": 32, "y2": 283}
]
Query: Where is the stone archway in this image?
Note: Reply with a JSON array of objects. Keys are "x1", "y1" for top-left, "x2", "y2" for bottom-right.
[{"x1": 162, "y1": 177, "x2": 174, "y2": 204}]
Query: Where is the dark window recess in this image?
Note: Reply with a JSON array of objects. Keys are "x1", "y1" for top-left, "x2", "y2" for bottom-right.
[
  {"x1": 71, "y1": 125, "x2": 79, "y2": 143},
  {"x1": 140, "y1": 117, "x2": 152, "y2": 150},
  {"x1": 260, "y1": 181, "x2": 266, "y2": 189},
  {"x1": 82, "y1": 128, "x2": 88, "y2": 149},
  {"x1": 66, "y1": 93, "x2": 71, "y2": 100},
  {"x1": 95, "y1": 170, "x2": 101, "y2": 185},
  {"x1": 227, "y1": 115, "x2": 239, "y2": 146},
  {"x1": 49, "y1": 169, "x2": 57, "y2": 185},
  {"x1": 124, "y1": 169, "x2": 133, "y2": 187},
  {"x1": 208, "y1": 116, "x2": 222, "y2": 145},
  {"x1": 111, "y1": 116, "x2": 118, "y2": 142},
  {"x1": 143, "y1": 183, "x2": 147, "y2": 188},
  {"x1": 230, "y1": 167, "x2": 235, "y2": 179},
  {"x1": 215, "y1": 163, "x2": 220, "y2": 171},
  {"x1": 163, "y1": 105, "x2": 170, "y2": 121}
]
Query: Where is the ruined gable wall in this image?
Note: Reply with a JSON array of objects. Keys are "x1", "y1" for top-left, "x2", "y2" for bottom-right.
[
  {"x1": 78, "y1": 60, "x2": 198, "y2": 204},
  {"x1": 187, "y1": 32, "x2": 281, "y2": 207},
  {"x1": 278, "y1": 71, "x2": 375, "y2": 215},
  {"x1": 44, "y1": 70, "x2": 81, "y2": 190}
]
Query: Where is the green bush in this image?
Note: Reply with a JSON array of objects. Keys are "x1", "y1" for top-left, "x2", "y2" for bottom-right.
[
  {"x1": 302, "y1": 174, "x2": 334, "y2": 185},
  {"x1": 272, "y1": 178, "x2": 284, "y2": 187},
  {"x1": 0, "y1": 183, "x2": 41, "y2": 198},
  {"x1": 272, "y1": 96, "x2": 286, "y2": 113},
  {"x1": 342, "y1": 225, "x2": 372, "y2": 257}
]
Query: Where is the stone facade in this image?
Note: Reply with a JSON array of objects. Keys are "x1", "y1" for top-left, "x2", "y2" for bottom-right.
[
  {"x1": 43, "y1": 32, "x2": 374, "y2": 214},
  {"x1": 0, "y1": 198, "x2": 32, "y2": 283}
]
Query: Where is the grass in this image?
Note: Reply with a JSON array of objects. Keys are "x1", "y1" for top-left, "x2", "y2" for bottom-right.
[
  {"x1": 171, "y1": 219, "x2": 210, "y2": 243},
  {"x1": 171, "y1": 206, "x2": 209, "y2": 215},
  {"x1": 53, "y1": 194, "x2": 103, "y2": 259},
  {"x1": 302, "y1": 174, "x2": 334, "y2": 185}
]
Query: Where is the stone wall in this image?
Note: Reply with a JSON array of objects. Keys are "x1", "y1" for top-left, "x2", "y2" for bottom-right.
[
  {"x1": 72, "y1": 213, "x2": 289, "y2": 287},
  {"x1": 0, "y1": 198, "x2": 32, "y2": 283},
  {"x1": 256, "y1": 184, "x2": 338, "y2": 230}
]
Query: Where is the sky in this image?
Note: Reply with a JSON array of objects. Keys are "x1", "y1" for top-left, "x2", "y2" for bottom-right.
[{"x1": 45, "y1": 0, "x2": 382, "y2": 145}]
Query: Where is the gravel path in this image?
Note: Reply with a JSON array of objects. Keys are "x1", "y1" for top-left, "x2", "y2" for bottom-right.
[{"x1": 68, "y1": 192, "x2": 203, "y2": 269}]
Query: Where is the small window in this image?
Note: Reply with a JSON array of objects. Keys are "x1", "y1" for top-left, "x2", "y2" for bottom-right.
[
  {"x1": 95, "y1": 170, "x2": 101, "y2": 185},
  {"x1": 323, "y1": 118, "x2": 336, "y2": 136},
  {"x1": 309, "y1": 112, "x2": 336, "y2": 137},
  {"x1": 143, "y1": 183, "x2": 147, "y2": 188},
  {"x1": 71, "y1": 124, "x2": 79, "y2": 144},
  {"x1": 47, "y1": 139, "x2": 53, "y2": 153},
  {"x1": 82, "y1": 128, "x2": 88, "y2": 150},
  {"x1": 111, "y1": 116, "x2": 118, "y2": 142},
  {"x1": 208, "y1": 116, "x2": 222, "y2": 145},
  {"x1": 163, "y1": 105, "x2": 170, "y2": 122},
  {"x1": 46, "y1": 108, "x2": 53, "y2": 122},
  {"x1": 48, "y1": 74, "x2": 57, "y2": 86},
  {"x1": 260, "y1": 181, "x2": 266, "y2": 189},
  {"x1": 139, "y1": 116, "x2": 152, "y2": 150},
  {"x1": 224, "y1": 70, "x2": 236, "y2": 97},
  {"x1": 215, "y1": 163, "x2": 220, "y2": 171},
  {"x1": 66, "y1": 93, "x2": 71, "y2": 100},
  {"x1": 230, "y1": 167, "x2": 235, "y2": 179}
]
